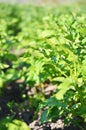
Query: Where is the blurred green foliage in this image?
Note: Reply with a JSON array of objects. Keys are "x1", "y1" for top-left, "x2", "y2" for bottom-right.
[{"x1": 0, "y1": 116, "x2": 30, "y2": 130}]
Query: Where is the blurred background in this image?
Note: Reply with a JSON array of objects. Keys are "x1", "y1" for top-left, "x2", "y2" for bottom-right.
[{"x1": 0, "y1": 0, "x2": 86, "y2": 5}]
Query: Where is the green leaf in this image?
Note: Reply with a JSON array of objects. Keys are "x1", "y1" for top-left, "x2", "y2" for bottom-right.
[
  {"x1": 55, "y1": 78, "x2": 74, "y2": 99},
  {"x1": 7, "y1": 119, "x2": 30, "y2": 130},
  {"x1": 0, "y1": 77, "x2": 4, "y2": 88},
  {"x1": 40, "y1": 109, "x2": 50, "y2": 123},
  {"x1": 39, "y1": 30, "x2": 55, "y2": 39},
  {"x1": 6, "y1": 69, "x2": 20, "y2": 81}
]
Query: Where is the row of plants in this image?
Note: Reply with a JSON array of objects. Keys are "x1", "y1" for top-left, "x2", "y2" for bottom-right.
[{"x1": 0, "y1": 3, "x2": 86, "y2": 130}]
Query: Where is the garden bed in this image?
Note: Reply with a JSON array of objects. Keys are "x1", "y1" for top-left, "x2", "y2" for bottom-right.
[{"x1": 0, "y1": 3, "x2": 86, "y2": 130}]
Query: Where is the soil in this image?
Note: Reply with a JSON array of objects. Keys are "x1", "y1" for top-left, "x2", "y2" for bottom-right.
[{"x1": 0, "y1": 80, "x2": 85, "y2": 130}]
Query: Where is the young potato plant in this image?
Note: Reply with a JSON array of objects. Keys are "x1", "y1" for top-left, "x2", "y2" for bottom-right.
[
  {"x1": 37, "y1": 7, "x2": 86, "y2": 128},
  {"x1": 0, "y1": 5, "x2": 20, "y2": 89},
  {"x1": 19, "y1": 5, "x2": 86, "y2": 128}
]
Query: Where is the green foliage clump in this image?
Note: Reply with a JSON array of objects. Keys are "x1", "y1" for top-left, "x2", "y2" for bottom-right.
[{"x1": 0, "y1": 116, "x2": 30, "y2": 130}]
